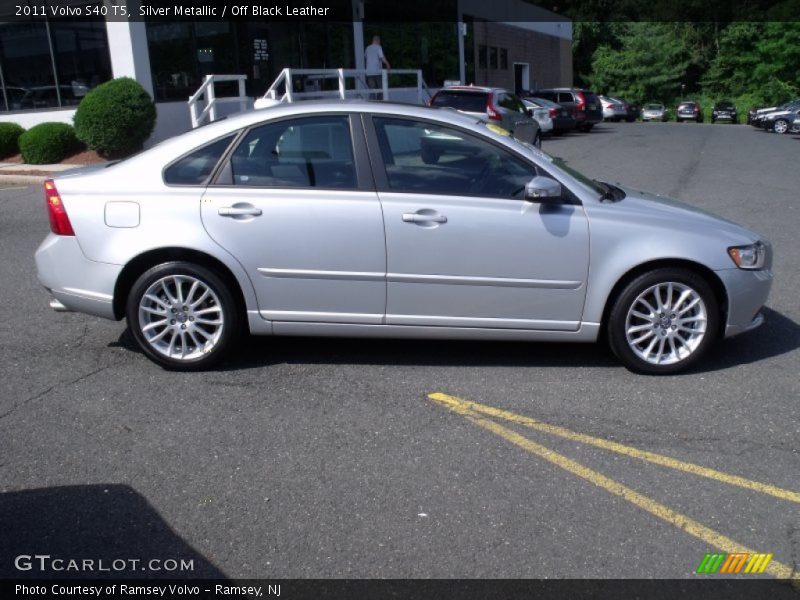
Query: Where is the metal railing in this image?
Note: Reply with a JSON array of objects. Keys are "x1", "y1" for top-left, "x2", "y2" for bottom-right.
[
  {"x1": 257, "y1": 68, "x2": 431, "y2": 107},
  {"x1": 188, "y1": 74, "x2": 249, "y2": 128}
]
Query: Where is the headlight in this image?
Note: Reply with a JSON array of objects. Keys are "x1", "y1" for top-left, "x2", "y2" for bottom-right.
[{"x1": 728, "y1": 242, "x2": 766, "y2": 270}]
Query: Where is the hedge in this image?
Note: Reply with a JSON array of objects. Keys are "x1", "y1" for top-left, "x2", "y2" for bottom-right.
[
  {"x1": 0, "y1": 122, "x2": 25, "y2": 158},
  {"x1": 73, "y1": 77, "x2": 156, "y2": 159},
  {"x1": 18, "y1": 122, "x2": 82, "y2": 164}
]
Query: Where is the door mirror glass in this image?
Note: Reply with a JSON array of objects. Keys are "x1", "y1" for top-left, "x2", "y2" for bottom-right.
[{"x1": 525, "y1": 176, "x2": 562, "y2": 203}]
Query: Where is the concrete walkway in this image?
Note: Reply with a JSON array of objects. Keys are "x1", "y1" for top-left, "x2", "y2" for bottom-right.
[{"x1": 0, "y1": 161, "x2": 91, "y2": 185}]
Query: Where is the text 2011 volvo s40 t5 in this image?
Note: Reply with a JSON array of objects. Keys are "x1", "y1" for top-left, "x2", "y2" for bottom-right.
[{"x1": 35, "y1": 101, "x2": 773, "y2": 374}]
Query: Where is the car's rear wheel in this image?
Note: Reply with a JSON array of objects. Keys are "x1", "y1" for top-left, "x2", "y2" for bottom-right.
[
  {"x1": 773, "y1": 119, "x2": 789, "y2": 134},
  {"x1": 126, "y1": 262, "x2": 241, "y2": 371},
  {"x1": 607, "y1": 268, "x2": 719, "y2": 375}
]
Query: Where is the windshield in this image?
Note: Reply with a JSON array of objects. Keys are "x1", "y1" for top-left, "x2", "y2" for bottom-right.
[
  {"x1": 525, "y1": 96, "x2": 559, "y2": 109},
  {"x1": 431, "y1": 91, "x2": 487, "y2": 113},
  {"x1": 550, "y1": 156, "x2": 606, "y2": 196},
  {"x1": 478, "y1": 121, "x2": 606, "y2": 200}
]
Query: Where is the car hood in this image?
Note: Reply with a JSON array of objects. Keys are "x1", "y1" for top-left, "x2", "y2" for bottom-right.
[
  {"x1": 764, "y1": 110, "x2": 795, "y2": 119},
  {"x1": 601, "y1": 185, "x2": 762, "y2": 244}
]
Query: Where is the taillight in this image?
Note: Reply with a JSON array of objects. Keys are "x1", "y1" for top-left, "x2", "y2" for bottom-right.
[
  {"x1": 428, "y1": 92, "x2": 438, "y2": 107},
  {"x1": 486, "y1": 95, "x2": 501, "y2": 121},
  {"x1": 693, "y1": 106, "x2": 699, "y2": 113},
  {"x1": 549, "y1": 108, "x2": 558, "y2": 118},
  {"x1": 45, "y1": 180, "x2": 74, "y2": 236},
  {"x1": 576, "y1": 92, "x2": 586, "y2": 111}
]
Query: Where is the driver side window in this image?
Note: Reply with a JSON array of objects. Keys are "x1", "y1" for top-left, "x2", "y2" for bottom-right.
[{"x1": 372, "y1": 117, "x2": 537, "y2": 199}]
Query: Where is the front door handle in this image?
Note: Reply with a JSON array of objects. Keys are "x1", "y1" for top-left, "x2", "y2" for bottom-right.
[
  {"x1": 402, "y1": 212, "x2": 447, "y2": 224},
  {"x1": 218, "y1": 206, "x2": 262, "y2": 217}
]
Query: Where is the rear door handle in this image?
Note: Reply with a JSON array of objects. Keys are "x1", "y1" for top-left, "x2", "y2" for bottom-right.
[
  {"x1": 218, "y1": 206, "x2": 262, "y2": 217},
  {"x1": 402, "y1": 212, "x2": 447, "y2": 224}
]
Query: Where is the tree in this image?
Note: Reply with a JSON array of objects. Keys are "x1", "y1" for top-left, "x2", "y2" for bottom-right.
[{"x1": 589, "y1": 23, "x2": 691, "y2": 103}]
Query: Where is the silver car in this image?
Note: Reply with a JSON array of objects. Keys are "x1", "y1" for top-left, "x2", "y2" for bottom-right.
[
  {"x1": 642, "y1": 103, "x2": 669, "y2": 122},
  {"x1": 599, "y1": 95, "x2": 627, "y2": 121},
  {"x1": 521, "y1": 98, "x2": 553, "y2": 135},
  {"x1": 36, "y1": 101, "x2": 773, "y2": 374}
]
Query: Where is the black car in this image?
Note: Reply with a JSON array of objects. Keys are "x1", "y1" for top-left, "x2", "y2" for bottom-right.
[
  {"x1": 762, "y1": 104, "x2": 800, "y2": 134},
  {"x1": 711, "y1": 101, "x2": 737, "y2": 123},
  {"x1": 749, "y1": 99, "x2": 800, "y2": 127},
  {"x1": 530, "y1": 87, "x2": 603, "y2": 132},
  {"x1": 623, "y1": 100, "x2": 641, "y2": 122}
]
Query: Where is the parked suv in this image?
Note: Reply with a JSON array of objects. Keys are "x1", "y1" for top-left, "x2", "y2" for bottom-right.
[
  {"x1": 429, "y1": 86, "x2": 540, "y2": 144},
  {"x1": 531, "y1": 88, "x2": 603, "y2": 131}
]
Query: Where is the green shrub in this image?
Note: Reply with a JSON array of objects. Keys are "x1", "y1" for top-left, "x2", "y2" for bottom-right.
[
  {"x1": 18, "y1": 122, "x2": 82, "y2": 164},
  {"x1": 0, "y1": 122, "x2": 25, "y2": 158},
  {"x1": 73, "y1": 77, "x2": 156, "y2": 159}
]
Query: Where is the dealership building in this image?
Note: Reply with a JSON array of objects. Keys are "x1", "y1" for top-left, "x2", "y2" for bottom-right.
[{"x1": 0, "y1": 0, "x2": 572, "y2": 144}]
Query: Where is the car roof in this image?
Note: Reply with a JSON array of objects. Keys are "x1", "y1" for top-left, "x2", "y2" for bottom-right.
[
  {"x1": 535, "y1": 88, "x2": 594, "y2": 93},
  {"x1": 524, "y1": 96, "x2": 559, "y2": 105},
  {"x1": 438, "y1": 86, "x2": 501, "y2": 94},
  {"x1": 126, "y1": 100, "x2": 501, "y2": 162}
]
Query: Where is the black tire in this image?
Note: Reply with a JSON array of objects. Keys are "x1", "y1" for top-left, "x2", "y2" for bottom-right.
[
  {"x1": 126, "y1": 261, "x2": 242, "y2": 371},
  {"x1": 607, "y1": 268, "x2": 720, "y2": 375}
]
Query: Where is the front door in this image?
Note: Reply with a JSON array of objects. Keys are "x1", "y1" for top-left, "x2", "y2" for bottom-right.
[
  {"x1": 367, "y1": 115, "x2": 589, "y2": 330},
  {"x1": 201, "y1": 114, "x2": 386, "y2": 324}
]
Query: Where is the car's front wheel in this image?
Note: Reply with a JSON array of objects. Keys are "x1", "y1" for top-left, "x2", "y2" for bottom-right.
[
  {"x1": 126, "y1": 262, "x2": 241, "y2": 370},
  {"x1": 607, "y1": 268, "x2": 719, "y2": 375},
  {"x1": 773, "y1": 119, "x2": 789, "y2": 134}
]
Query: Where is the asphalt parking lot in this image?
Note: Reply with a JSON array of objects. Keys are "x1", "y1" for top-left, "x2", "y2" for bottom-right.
[{"x1": 1, "y1": 121, "x2": 798, "y2": 581}]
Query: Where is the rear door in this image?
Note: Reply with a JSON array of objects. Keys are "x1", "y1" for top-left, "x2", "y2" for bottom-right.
[{"x1": 200, "y1": 113, "x2": 387, "y2": 325}]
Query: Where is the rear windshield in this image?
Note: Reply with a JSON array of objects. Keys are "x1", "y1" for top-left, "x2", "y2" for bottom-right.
[
  {"x1": 679, "y1": 102, "x2": 696, "y2": 108},
  {"x1": 583, "y1": 92, "x2": 599, "y2": 104},
  {"x1": 431, "y1": 91, "x2": 488, "y2": 113},
  {"x1": 645, "y1": 104, "x2": 663, "y2": 110}
]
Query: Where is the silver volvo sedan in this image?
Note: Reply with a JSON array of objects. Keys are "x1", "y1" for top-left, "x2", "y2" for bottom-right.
[{"x1": 35, "y1": 101, "x2": 772, "y2": 374}]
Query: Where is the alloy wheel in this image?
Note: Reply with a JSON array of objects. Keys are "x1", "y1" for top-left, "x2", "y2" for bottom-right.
[
  {"x1": 138, "y1": 274, "x2": 224, "y2": 361},
  {"x1": 624, "y1": 281, "x2": 708, "y2": 366}
]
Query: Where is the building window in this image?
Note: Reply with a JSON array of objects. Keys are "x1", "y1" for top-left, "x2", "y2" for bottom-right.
[
  {"x1": 0, "y1": 16, "x2": 112, "y2": 112},
  {"x1": 478, "y1": 44, "x2": 487, "y2": 69},
  {"x1": 489, "y1": 47, "x2": 498, "y2": 69},
  {"x1": 500, "y1": 48, "x2": 508, "y2": 70}
]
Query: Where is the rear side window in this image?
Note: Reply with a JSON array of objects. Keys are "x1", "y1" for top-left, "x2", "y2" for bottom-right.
[
  {"x1": 557, "y1": 92, "x2": 574, "y2": 103},
  {"x1": 164, "y1": 135, "x2": 235, "y2": 185},
  {"x1": 228, "y1": 115, "x2": 355, "y2": 188},
  {"x1": 534, "y1": 90, "x2": 555, "y2": 101},
  {"x1": 498, "y1": 93, "x2": 526, "y2": 114},
  {"x1": 431, "y1": 91, "x2": 488, "y2": 113}
]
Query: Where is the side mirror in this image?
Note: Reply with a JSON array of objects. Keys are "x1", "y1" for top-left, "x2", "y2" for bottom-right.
[
  {"x1": 512, "y1": 121, "x2": 537, "y2": 145},
  {"x1": 525, "y1": 176, "x2": 562, "y2": 203}
]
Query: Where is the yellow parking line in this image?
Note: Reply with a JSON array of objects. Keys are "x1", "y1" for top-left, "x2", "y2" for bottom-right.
[
  {"x1": 428, "y1": 393, "x2": 797, "y2": 581},
  {"x1": 428, "y1": 393, "x2": 800, "y2": 505}
]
